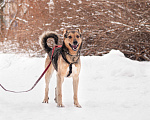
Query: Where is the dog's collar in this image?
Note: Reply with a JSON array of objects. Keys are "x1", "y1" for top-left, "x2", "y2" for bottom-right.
[
  {"x1": 61, "y1": 50, "x2": 79, "y2": 63},
  {"x1": 64, "y1": 50, "x2": 80, "y2": 57}
]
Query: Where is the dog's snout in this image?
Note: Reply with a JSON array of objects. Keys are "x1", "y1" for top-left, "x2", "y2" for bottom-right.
[{"x1": 73, "y1": 40, "x2": 78, "y2": 45}]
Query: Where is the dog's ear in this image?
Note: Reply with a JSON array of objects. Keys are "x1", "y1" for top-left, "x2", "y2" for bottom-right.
[
  {"x1": 77, "y1": 28, "x2": 81, "y2": 33},
  {"x1": 77, "y1": 28, "x2": 82, "y2": 37},
  {"x1": 63, "y1": 29, "x2": 68, "y2": 38}
]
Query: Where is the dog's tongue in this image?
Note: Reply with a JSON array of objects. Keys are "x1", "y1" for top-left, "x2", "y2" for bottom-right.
[{"x1": 72, "y1": 45, "x2": 78, "y2": 49}]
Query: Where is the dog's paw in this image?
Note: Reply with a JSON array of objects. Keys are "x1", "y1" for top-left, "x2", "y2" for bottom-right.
[
  {"x1": 57, "y1": 103, "x2": 65, "y2": 107},
  {"x1": 74, "y1": 103, "x2": 82, "y2": 108},
  {"x1": 42, "y1": 97, "x2": 49, "y2": 103}
]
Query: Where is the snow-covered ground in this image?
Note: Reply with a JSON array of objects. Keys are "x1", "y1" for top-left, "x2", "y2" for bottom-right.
[{"x1": 0, "y1": 50, "x2": 150, "y2": 120}]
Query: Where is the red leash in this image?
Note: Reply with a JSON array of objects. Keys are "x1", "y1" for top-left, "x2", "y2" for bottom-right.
[{"x1": 0, "y1": 45, "x2": 62, "y2": 93}]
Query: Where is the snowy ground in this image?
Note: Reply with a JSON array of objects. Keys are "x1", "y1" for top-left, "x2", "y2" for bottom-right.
[{"x1": 0, "y1": 50, "x2": 150, "y2": 120}]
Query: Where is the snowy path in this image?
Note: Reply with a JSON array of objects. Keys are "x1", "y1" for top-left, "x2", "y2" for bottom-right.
[{"x1": 0, "y1": 50, "x2": 150, "y2": 120}]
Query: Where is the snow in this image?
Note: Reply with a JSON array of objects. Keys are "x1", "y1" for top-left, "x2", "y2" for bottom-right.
[
  {"x1": 16, "y1": 17, "x2": 28, "y2": 23},
  {"x1": 110, "y1": 21, "x2": 133, "y2": 28},
  {"x1": 0, "y1": 50, "x2": 150, "y2": 120}
]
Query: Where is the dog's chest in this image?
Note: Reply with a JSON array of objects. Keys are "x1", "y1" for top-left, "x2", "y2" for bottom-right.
[{"x1": 66, "y1": 64, "x2": 77, "y2": 77}]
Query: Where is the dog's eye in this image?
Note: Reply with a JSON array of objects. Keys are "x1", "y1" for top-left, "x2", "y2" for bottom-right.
[
  {"x1": 68, "y1": 36, "x2": 72, "y2": 39},
  {"x1": 76, "y1": 35, "x2": 79, "y2": 38}
]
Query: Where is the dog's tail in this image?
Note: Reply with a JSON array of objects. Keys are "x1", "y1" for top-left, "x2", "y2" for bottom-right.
[{"x1": 39, "y1": 31, "x2": 58, "y2": 53}]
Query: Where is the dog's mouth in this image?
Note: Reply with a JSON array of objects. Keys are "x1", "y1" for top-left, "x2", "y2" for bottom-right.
[{"x1": 69, "y1": 43, "x2": 79, "y2": 51}]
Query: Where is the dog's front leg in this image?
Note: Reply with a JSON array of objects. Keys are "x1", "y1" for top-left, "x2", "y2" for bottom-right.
[
  {"x1": 73, "y1": 76, "x2": 81, "y2": 108},
  {"x1": 56, "y1": 73, "x2": 64, "y2": 107}
]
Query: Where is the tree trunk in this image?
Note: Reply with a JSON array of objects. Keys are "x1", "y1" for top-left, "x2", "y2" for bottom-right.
[{"x1": 0, "y1": 0, "x2": 5, "y2": 39}]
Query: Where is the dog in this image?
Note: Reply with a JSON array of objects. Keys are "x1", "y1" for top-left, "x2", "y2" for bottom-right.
[{"x1": 39, "y1": 29, "x2": 82, "y2": 107}]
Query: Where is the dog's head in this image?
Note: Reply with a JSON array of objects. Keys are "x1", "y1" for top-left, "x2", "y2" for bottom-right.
[{"x1": 63, "y1": 29, "x2": 82, "y2": 53}]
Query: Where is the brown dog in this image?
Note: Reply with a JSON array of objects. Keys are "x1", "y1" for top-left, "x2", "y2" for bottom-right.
[{"x1": 39, "y1": 29, "x2": 82, "y2": 107}]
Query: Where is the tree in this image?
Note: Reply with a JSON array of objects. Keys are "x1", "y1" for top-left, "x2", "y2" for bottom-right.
[
  {"x1": 0, "y1": 0, "x2": 5, "y2": 39},
  {"x1": 0, "y1": 0, "x2": 149, "y2": 60}
]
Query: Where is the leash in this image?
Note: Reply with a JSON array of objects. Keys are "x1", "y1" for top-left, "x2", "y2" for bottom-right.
[{"x1": 0, "y1": 45, "x2": 62, "y2": 93}]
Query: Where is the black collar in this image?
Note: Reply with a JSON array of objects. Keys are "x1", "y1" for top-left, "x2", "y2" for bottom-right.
[{"x1": 64, "y1": 50, "x2": 80, "y2": 57}]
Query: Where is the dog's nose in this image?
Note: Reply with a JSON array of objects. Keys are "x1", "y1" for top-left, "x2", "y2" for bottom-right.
[{"x1": 73, "y1": 40, "x2": 78, "y2": 45}]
